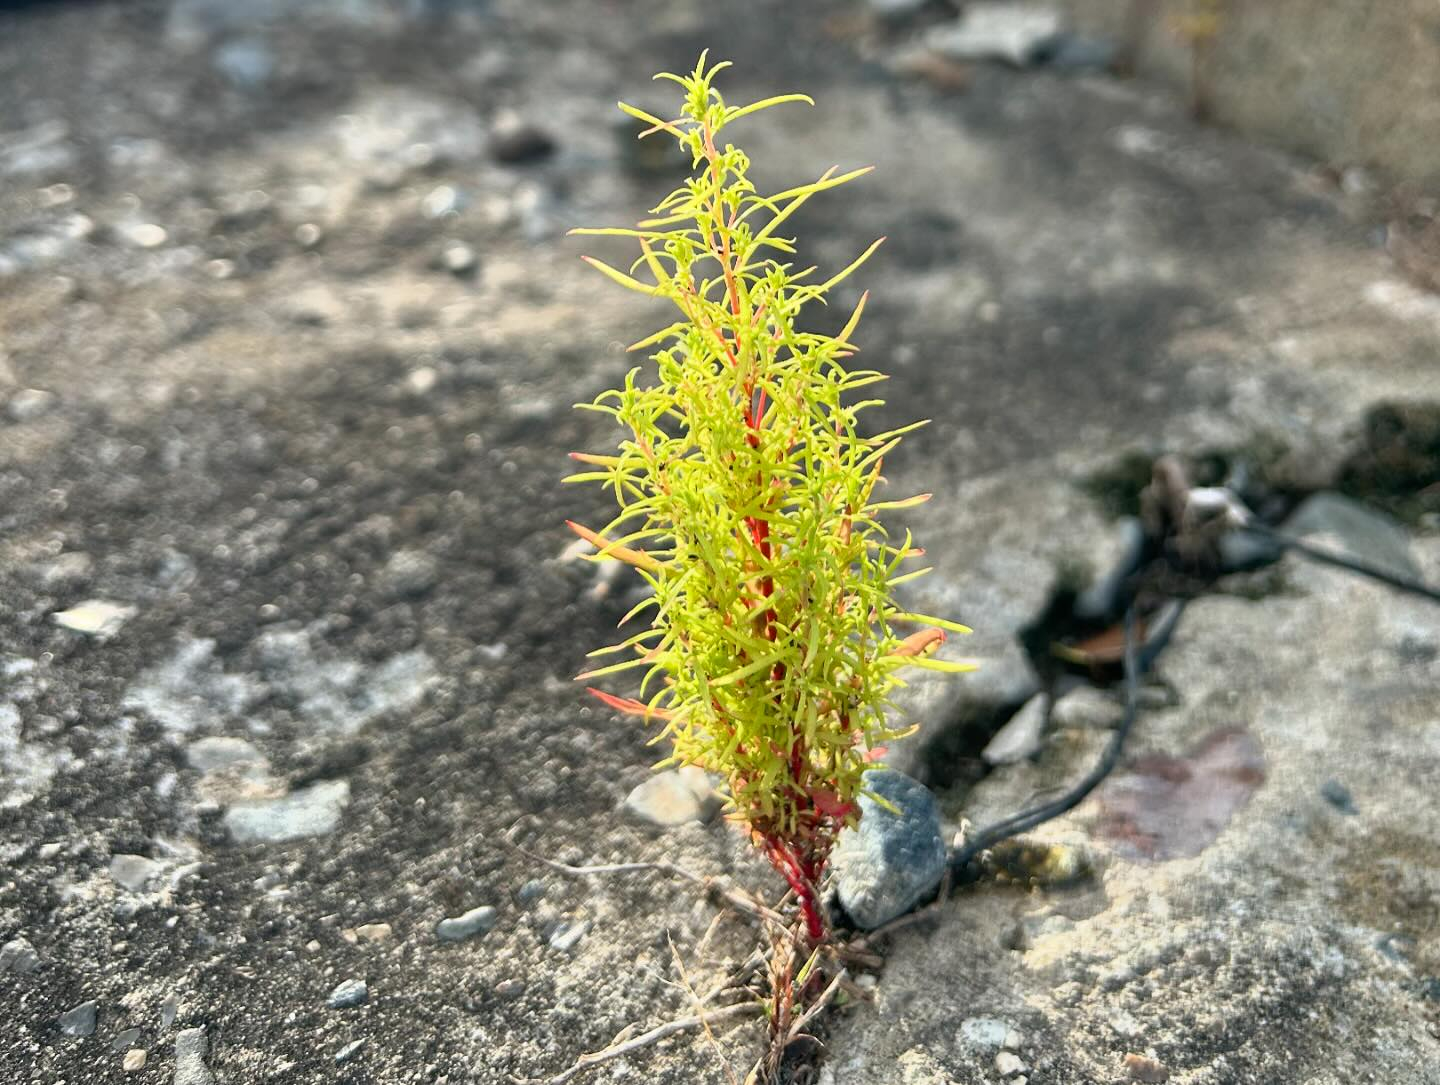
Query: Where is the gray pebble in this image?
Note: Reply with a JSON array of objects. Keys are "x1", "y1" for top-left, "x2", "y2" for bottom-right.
[
  {"x1": 436, "y1": 905, "x2": 497, "y2": 942},
  {"x1": 175, "y1": 1028, "x2": 215, "y2": 1085},
  {"x1": 327, "y1": 978, "x2": 369, "y2": 1009},
  {"x1": 1321, "y1": 779, "x2": 1357, "y2": 815},
  {"x1": 440, "y1": 240, "x2": 477, "y2": 276},
  {"x1": 547, "y1": 919, "x2": 591, "y2": 953},
  {"x1": 490, "y1": 123, "x2": 554, "y2": 164},
  {"x1": 223, "y1": 779, "x2": 350, "y2": 844},
  {"x1": 833, "y1": 770, "x2": 947, "y2": 930},
  {"x1": 982, "y1": 693, "x2": 1048, "y2": 765},
  {"x1": 494, "y1": 978, "x2": 525, "y2": 999},
  {"x1": 335, "y1": 1039, "x2": 366, "y2": 1064},
  {"x1": 1283, "y1": 492, "x2": 1420, "y2": 581},
  {"x1": 0, "y1": 937, "x2": 40, "y2": 973},
  {"x1": 869, "y1": 0, "x2": 928, "y2": 17},
  {"x1": 1052, "y1": 685, "x2": 1124, "y2": 731},
  {"x1": 111, "y1": 1027, "x2": 142, "y2": 1051},
  {"x1": 60, "y1": 1000, "x2": 98, "y2": 1037},
  {"x1": 1075, "y1": 516, "x2": 1145, "y2": 621},
  {"x1": 996, "y1": 1050, "x2": 1028, "y2": 1077},
  {"x1": 184, "y1": 736, "x2": 267, "y2": 773},
  {"x1": 7, "y1": 387, "x2": 57, "y2": 422},
  {"x1": 160, "y1": 994, "x2": 180, "y2": 1029},
  {"x1": 378, "y1": 549, "x2": 439, "y2": 599},
  {"x1": 109, "y1": 854, "x2": 164, "y2": 893},
  {"x1": 516, "y1": 879, "x2": 546, "y2": 905},
  {"x1": 1045, "y1": 33, "x2": 1118, "y2": 70},
  {"x1": 213, "y1": 38, "x2": 274, "y2": 88},
  {"x1": 959, "y1": 1016, "x2": 1012, "y2": 1052}
]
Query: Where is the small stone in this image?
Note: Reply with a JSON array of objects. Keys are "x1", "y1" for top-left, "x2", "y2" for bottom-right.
[
  {"x1": 294, "y1": 222, "x2": 323, "y2": 248},
  {"x1": 436, "y1": 906, "x2": 498, "y2": 942},
  {"x1": 122, "y1": 223, "x2": 168, "y2": 249},
  {"x1": 869, "y1": 0, "x2": 928, "y2": 17},
  {"x1": 1109, "y1": 1009, "x2": 1143, "y2": 1038},
  {"x1": 405, "y1": 366, "x2": 439, "y2": 396},
  {"x1": 996, "y1": 1050, "x2": 1028, "y2": 1077},
  {"x1": 490, "y1": 120, "x2": 555, "y2": 164},
  {"x1": 0, "y1": 937, "x2": 40, "y2": 973},
  {"x1": 623, "y1": 767, "x2": 722, "y2": 828},
  {"x1": 440, "y1": 240, "x2": 477, "y2": 276},
  {"x1": 958, "y1": 1017, "x2": 1011, "y2": 1052},
  {"x1": 1051, "y1": 685, "x2": 1123, "y2": 730},
  {"x1": 111, "y1": 1027, "x2": 142, "y2": 1051},
  {"x1": 1283, "y1": 492, "x2": 1419, "y2": 581},
  {"x1": 833, "y1": 770, "x2": 947, "y2": 930},
  {"x1": 494, "y1": 978, "x2": 525, "y2": 999},
  {"x1": 516, "y1": 879, "x2": 546, "y2": 905},
  {"x1": 52, "y1": 599, "x2": 137, "y2": 638},
  {"x1": 1124, "y1": 1053, "x2": 1170, "y2": 1083},
  {"x1": 1043, "y1": 33, "x2": 1117, "y2": 69},
  {"x1": 123, "y1": 1049, "x2": 147, "y2": 1072},
  {"x1": 1376, "y1": 932, "x2": 1416, "y2": 962},
  {"x1": 185, "y1": 736, "x2": 268, "y2": 773},
  {"x1": 1003, "y1": 1028, "x2": 1024, "y2": 1050},
  {"x1": 982, "y1": 693, "x2": 1049, "y2": 765},
  {"x1": 422, "y1": 184, "x2": 461, "y2": 218},
  {"x1": 327, "y1": 978, "x2": 368, "y2": 1009},
  {"x1": 1321, "y1": 779, "x2": 1357, "y2": 815},
  {"x1": 109, "y1": 854, "x2": 163, "y2": 892},
  {"x1": 1075, "y1": 516, "x2": 1145, "y2": 621},
  {"x1": 213, "y1": 38, "x2": 274, "y2": 88},
  {"x1": 548, "y1": 919, "x2": 591, "y2": 953},
  {"x1": 223, "y1": 780, "x2": 350, "y2": 844},
  {"x1": 355, "y1": 922, "x2": 392, "y2": 943},
  {"x1": 1219, "y1": 526, "x2": 1283, "y2": 572},
  {"x1": 7, "y1": 387, "x2": 57, "y2": 422},
  {"x1": 335, "y1": 1039, "x2": 365, "y2": 1064},
  {"x1": 378, "y1": 549, "x2": 439, "y2": 599},
  {"x1": 926, "y1": 2, "x2": 1064, "y2": 67},
  {"x1": 160, "y1": 994, "x2": 180, "y2": 1029},
  {"x1": 60, "y1": 1000, "x2": 98, "y2": 1037},
  {"x1": 175, "y1": 1028, "x2": 214, "y2": 1085}
]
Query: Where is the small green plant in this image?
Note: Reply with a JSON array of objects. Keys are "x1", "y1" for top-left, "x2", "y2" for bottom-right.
[{"x1": 567, "y1": 54, "x2": 970, "y2": 947}]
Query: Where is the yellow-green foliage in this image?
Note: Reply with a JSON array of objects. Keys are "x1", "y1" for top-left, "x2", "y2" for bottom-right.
[{"x1": 567, "y1": 55, "x2": 968, "y2": 928}]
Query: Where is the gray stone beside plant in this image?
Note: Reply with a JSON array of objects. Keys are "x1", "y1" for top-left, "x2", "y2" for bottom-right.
[{"x1": 832, "y1": 770, "x2": 947, "y2": 930}]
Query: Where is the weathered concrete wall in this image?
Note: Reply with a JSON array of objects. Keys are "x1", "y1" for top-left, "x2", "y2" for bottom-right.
[{"x1": 1056, "y1": 0, "x2": 1440, "y2": 189}]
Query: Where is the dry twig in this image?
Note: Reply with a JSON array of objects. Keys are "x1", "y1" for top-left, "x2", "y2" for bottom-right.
[
  {"x1": 528, "y1": 1002, "x2": 759, "y2": 1085},
  {"x1": 670, "y1": 934, "x2": 741, "y2": 1085},
  {"x1": 507, "y1": 845, "x2": 788, "y2": 927}
]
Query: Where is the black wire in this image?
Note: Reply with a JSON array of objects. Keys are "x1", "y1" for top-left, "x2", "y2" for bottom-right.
[
  {"x1": 1241, "y1": 522, "x2": 1440, "y2": 603},
  {"x1": 948, "y1": 602, "x2": 1148, "y2": 880}
]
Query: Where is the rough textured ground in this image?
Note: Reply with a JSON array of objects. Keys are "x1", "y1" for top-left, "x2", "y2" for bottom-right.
[{"x1": 1, "y1": 2, "x2": 1438, "y2": 1084}]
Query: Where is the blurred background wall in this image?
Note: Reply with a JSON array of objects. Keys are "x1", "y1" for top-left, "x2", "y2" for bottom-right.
[{"x1": 1058, "y1": 0, "x2": 1440, "y2": 190}]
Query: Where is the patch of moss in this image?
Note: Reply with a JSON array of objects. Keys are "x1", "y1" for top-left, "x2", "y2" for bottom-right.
[{"x1": 1336, "y1": 401, "x2": 1440, "y2": 527}]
